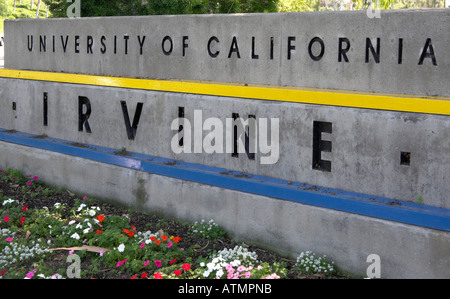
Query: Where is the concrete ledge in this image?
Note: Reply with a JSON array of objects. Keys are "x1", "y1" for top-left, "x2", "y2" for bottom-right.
[
  {"x1": 1, "y1": 129, "x2": 449, "y2": 232},
  {"x1": 0, "y1": 132, "x2": 449, "y2": 278}
]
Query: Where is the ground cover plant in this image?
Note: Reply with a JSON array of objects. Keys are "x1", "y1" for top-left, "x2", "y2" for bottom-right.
[{"x1": 0, "y1": 167, "x2": 345, "y2": 279}]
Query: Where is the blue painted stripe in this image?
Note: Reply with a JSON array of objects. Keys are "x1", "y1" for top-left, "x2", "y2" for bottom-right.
[{"x1": 1, "y1": 129, "x2": 449, "y2": 231}]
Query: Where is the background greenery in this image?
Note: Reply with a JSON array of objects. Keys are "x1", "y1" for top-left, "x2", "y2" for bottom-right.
[{"x1": 1, "y1": 0, "x2": 49, "y2": 33}]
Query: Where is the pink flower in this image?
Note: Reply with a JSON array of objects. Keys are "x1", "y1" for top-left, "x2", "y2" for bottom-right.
[
  {"x1": 154, "y1": 260, "x2": 162, "y2": 268},
  {"x1": 83, "y1": 196, "x2": 87, "y2": 200},
  {"x1": 27, "y1": 181, "x2": 32, "y2": 186},
  {"x1": 1, "y1": 270, "x2": 5, "y2": 276},
  {"x1": 116, "y1": 259, "x2": 127, "y2": 267},
  {"x1": 143, "y1": 260, "x2": 149, "y2": 267},
  {"x1": 4, "y1": 216, "x2": 9, "y2": 223},
  {"x1": 26, "y1": 271, "x2": 35, "y2": 279},
  {"x1": 33, "y1": 176, "x2": 38, "y2": 180},
  {"x1": 153, "y1": 272, "x2": 163, "y2": 279},
  {"x1": 244, "y1": 272, "x2": 252, "y2": 278},
  {"x1": 5, "y1": 237, "x2": 13, "y2": 242},
  {"x1": 140, "y1": 242, "x2": 145, "y2": 249},
  {"x1": 69, "y1": 250, "x2": 74, "y2": 255},
  {"x1": 167, "y1": 242, "x2": 173, "y2": 249}
]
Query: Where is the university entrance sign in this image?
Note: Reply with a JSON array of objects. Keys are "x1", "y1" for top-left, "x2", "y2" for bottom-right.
[{"x1": 1, "y1": 10, "x2": 449, "y2": 278}]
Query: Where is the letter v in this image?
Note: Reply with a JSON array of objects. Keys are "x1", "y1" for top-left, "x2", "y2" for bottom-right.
[{"x1": 121, "y1": 101, "x2": 144, "y2": 140}]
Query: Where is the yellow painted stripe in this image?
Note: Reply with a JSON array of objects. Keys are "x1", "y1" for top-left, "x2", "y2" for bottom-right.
[{"x1": 1, "y1": 68, "x2": 449, "y2": 116}]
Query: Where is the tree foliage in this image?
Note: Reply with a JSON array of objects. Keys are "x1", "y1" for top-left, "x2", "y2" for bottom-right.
[
  {"x1": 0, "y1": 0, "x2": 10, "y2": 18},
  {"x1": 45, "y1": 0, "x2": 450, "y2": 17},
  {"x1": 277, "y1": 0, "x2": 320, "y2": 12},
  {"x1": 46, "y1": 0, "x2": 279, "y2": 17}
]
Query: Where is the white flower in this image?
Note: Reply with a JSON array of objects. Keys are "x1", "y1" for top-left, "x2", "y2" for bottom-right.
[
  {"x1": 68, "y1": 220, "x2": 76, "y2": 225},
  {"x1": 70, "y1": 233, "x2": 80, "y2": 240},
  {"x1": 83, "y1": 228, "x2": 90, "y2": 234},
  {"x1": 88, "y1": 210, "x2": 96, "y2": 217},
  {"x1": 77, "y1": 204, "x2": 86, "y2": 212},
  {"x1": 118, "y1": 243, "x2": 125, "y2": 252},
  {"x1": 230, "y1": 260, "x2": 240, "y2": 267},
  {"x1": 2, "y1": 198, "x2": 15, "y2": 206}
]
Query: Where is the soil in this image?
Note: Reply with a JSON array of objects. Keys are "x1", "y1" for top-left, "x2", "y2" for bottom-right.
[{"x1": 0, "y1": 174, "x2": 346, "y2": 279}]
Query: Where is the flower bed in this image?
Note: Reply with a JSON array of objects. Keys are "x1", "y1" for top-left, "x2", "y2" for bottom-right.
[{"x1": 0, "y1": 168, "x2": 343, "y2": 279}]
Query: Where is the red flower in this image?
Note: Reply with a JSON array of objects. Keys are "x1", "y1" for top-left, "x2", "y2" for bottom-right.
[
  {"x1": 155, "y1": 240, "x2": 161, "y2": 245},
  {"x1": 150, "y1": 236, "x2": 156, "y2": 241},
  {"x1": 182, "y1": 264, "x2": 191, "y2": 271},
  {"x1": 22, "y1": 206, "x2": 28, "y2": 212},
  {"x1": 123, "y1": 228, "x2": 134, "y2": 237},
  {"x1": 172, "y1": 236, "x2": 182, "y2": 243},
  {"x1": 20, "y1": 217, "x2": 25, "y2": 225},
  {"x1": 96, "y1": 230, "x2": 103, "y2": 234},
  {"x1": 96, "y1": 215, "x2": 105, "y2": 222},
  {"x1": 174, "y1": 270, "x2": 181, "y2": 276},
  {"x1": 141, "y1": 272, "x2": 148, "y2": 278},
  {"x1": 130, "y1": 275, "x2": 137, "y2": 279},
  {"x1": 169, "y1": 259, "x2": 176, "y2": 265},
  {"x1": 153, "y1": 273, "x2": 163, "y2": 279},
  {"x1": 161, "y1": 235, "x2": 168, "y2": 241}
]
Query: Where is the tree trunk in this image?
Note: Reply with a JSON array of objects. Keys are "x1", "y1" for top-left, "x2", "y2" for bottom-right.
[{"x1": 35, "y1": 0, "x2": 41, "y2": 18}]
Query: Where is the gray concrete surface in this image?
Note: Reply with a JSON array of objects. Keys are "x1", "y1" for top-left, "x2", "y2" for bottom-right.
[
  {"x1": 1, "y1": 78, "x2": 449, "y2": 208},
  {"x1": 0, "y1": 140, "x2": 448, "y2": 279},
  {"x1": 4, "y1": 9, "x2": 450, "y2": 97}
]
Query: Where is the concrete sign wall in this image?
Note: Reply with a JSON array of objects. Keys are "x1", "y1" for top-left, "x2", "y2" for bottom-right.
[
  {"x1": 1, "y1": 10, "x2": 449, "y2": 278},
  {"x1": 4, "y1": 9, "x2": 450, "y2": 97},
  {"x1": 0, "y1": 77, "x2": 449, "y2": 208}
]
